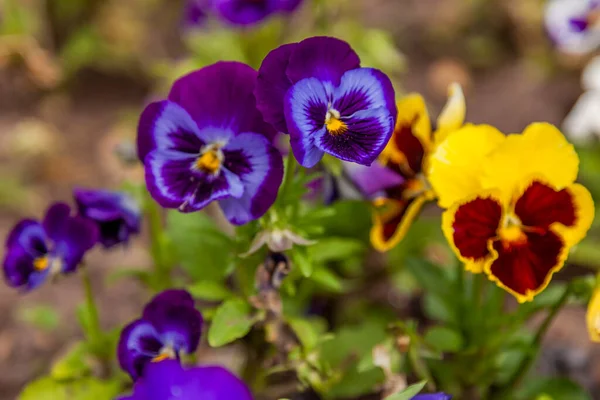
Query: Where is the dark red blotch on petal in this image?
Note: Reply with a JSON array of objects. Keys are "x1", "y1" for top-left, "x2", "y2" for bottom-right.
[
  {"x1": 452, "y1": 197, "x2": 502, "y2": 260},
  {"x1": 390, "y1": 123, "x2": 424, "y2": 176},
  {"x1": 515, "y1": 181, "x2": 576, "y2": 229},
  {"x1": 489, "y1": 231, "x2": 564, "y2": 296}
]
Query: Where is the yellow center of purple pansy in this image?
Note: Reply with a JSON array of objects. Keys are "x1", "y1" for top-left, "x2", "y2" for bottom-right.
[
  {"x1": 151, "y1": 345, "x2": 176, "y2": 363},
  {"x1": 33, "y1": 256, "x2": 49, "y2": 271},
  {"x1": 325, "y1": 109, "x2": 347, "y2": 136},
  {"x1": 196, "y1": 145, "x2": 223, "y2": 175}
]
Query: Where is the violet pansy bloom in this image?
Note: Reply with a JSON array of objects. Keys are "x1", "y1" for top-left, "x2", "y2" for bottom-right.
[
  {"x1": 255, "y1": 36, "x2": 397, "y2": 168},
  {"x1": 545, "y1": 0, "x2": 600, "y2": 54},
  {"x1": 138, "y1": 62, "x2": 284, "y2": 225},
  {"x1": 411, "y1": 394, "x2": 452, "y2": 400},
  {"x1": 74, "y1": 188, "x2": 141, "y2": 249},
  {"x1": 3, "y1": 203, "x2": 98, "y2": 291},
  {"x1": 118, "y1": 289, "x2": 203, "y2": 381},
  {"x1": 185, "y1": 0, "x2": 303, "y2": 27},
  {"x1": 119, "y1": 360, "x2": 253, "y2": 400}
]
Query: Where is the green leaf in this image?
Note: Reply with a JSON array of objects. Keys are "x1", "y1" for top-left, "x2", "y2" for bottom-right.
[
  {"x1": 517, "y1": 377, "x2": 591, "y2": 400},
  {"x1": 50, "y1": 342, "x2": 92, "y2": 381},
  {"x1": 287, "y1": 317, "x2": 324, "y2": 350},
  {"x1": 424, "y1": 326, "x2": 463, "y2": 353},
  {"x1": 187, "y1": 280, "x2": 233, "y2": 301},
  {"x1": 20, "y1": 377, "x2": 122, "y2": 400},
  {"x1": 311, "y1": 267, "x2": 345, "y2": 293},
  {"x1": 167, "y1": 211, "x2": 234, "y2": 281},
  {"x1": 385, "y1": 381, "x2": 427, "y2": 400},
  {"x1": 404, "y1": 258, "x2": 453, "y2": 297},
  {"x1": 208, "y1": 298, "x2": 255, "y2": 347},
  {"x1": 106, "y1": 268, "x2": 151, "y2": 285},
  {"x1": 308, "y1": 238, "x2": 365, "y2": 264},
  {"x1": 319, "y1": 200, "x2": 372, "y2": 241},
  {"x1": 292, "y1": 247, "x2": 313, "y2": 278},
  {"x1": 18, "y1": 305, "x2": 60, "y2": 331}
]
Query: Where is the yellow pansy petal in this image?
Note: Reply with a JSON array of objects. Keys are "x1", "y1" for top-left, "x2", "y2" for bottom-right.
[
  {"x1": 370, "y1": 194, "x2": 431, "y2": 252},
  {"x1": 428, "y1": 124, "x2": 506, "y2": 209},
  {"x1": 396, "y1": 94, "x2": 432, "y2": 147},
  {"x1": 553, "y1": 183, "x2": 595, "y2": 247},
  {"x1": 482, "y1": 123, "x2": 579, "y2": 202},
  {"x1": 434, "y1": 83, "x2": 466, "y2": 145},
  {"x1": 586, "y1": 287, "x2": 600, "y2": 342}
]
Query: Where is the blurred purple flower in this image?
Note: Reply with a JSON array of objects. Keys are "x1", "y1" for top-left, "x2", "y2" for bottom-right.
[
  {"x1": 2, "y1": 203, "x2": 98, "y2": 291},
  {"x1": 137, "y1": 61, "x2": 283, "y2": 225},
  {"x1": 185, "y1": 0, "x2": 303, "y2": 27},
  {"x1": 119, "y1": 359, "x2": 253, "y2": 400},
  {"x1": 255, "y1": 36, "x2": 397, "y2": 167},
  {"x1": 74, "y1": 188, "x2": 141, "y2": 249},
  {"x1": 545, "y1": 0, "x2": 600, "y2": 54},
  {"x1": 118, "y1": 290, "x2": 203, "y2": 381},
  {"x1": 412, "y1": 394, "x2": 452, "y2": 400}
]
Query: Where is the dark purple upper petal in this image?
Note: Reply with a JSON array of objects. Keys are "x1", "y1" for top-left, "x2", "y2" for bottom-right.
[
  {"x1": 53, "y1": 216, "x2": 98, "y2": 273},
  {"x1": 142, "y1": 302, "x2": 203, "y2": 356},
  {"x1": 74, "y1": 188, "x2": 141, "y2": 248},
  {"x1": 184, "y1": 0, "x2": 209, "y2": 27},
  {"x1": 213, "y1": 0, "x2": 279, "y2": 25},
  {"x1": 42, "y1": 203, "x2": 71, "y2": 243},
  {"x1": 285, "y1": 36, "x2": 361, "y2": 85},
  {"x1": 411, "y1": 393, "x2": 452, "y2": 400},
  {"x1": 120, "y1": 361, "x2": 253, "y2": 400},
  {"x1": 255, "y1": 43, "x2": 298, "y2": 134},
  {"x1": 218, "y1": 132, "x2": 284, "y2": 224},
  {"x1": 343, "y1": 162, "x2": 404, "y2": 197},
  {"x1": 168, "y1": 62, "x2": 276, "y2": 141},
  {"x1": 144, "y1": 289, "x2": 196, "y2": 310},
  {"x1": 137, "y1": 100, "x2": 204, "y2": 163}
]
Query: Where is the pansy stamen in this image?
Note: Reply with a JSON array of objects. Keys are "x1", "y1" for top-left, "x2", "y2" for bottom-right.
[
  {"x1": 195, "y1": 144, "x2": 224, "y2": 175},
  {"x1": 325, "y1": 108, "x2": 347, "y2": 136}
]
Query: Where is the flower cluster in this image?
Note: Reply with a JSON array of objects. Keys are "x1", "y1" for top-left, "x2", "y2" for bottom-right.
[
  {"x1": 118, "y1": 290, "x2": 253, "y2": 400},
  {"x1": 428, "y1": 123, "x2": 594, "y2": 302},
  {"x1": 185, "y1": 0, "x2": 304, "y2": 27},
  {"x1": 3, "y1": 189, "x2": 141, "y2": 291}
]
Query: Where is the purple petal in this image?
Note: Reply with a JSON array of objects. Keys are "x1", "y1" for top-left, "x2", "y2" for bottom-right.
[
  {"x1": 218, "y1": 132, "x2": 284, "y2": 224},
  {"x1": 411, "y1": 394, "x2": 452, "y2": 400},
  {"x1": 184, "y1": 0, "x2": 209, "y2": 27},
  {"x1": 118, "y1": 319, "x2": 164, "y2": 381},
  {"x1": 145, "y1": 289, "x2": 196, "y2": 310},
  {"x1": 318, "y1": 108, "x2": 394, "y2": 165},
  {"x1": 213, "y1": 0, "x2": 278, "y2": 25},
  {"x1": 277, "y1": 0, "x2": 303, "y2": 12},
  {"x1": 569, "y1": 17, "x2": 589, "y2": 32},
  {"x1": 54, "y1": 216, "x2": 98, "y2": 273},
  {"x1": 3, "y1": 244, "x2": 49, "y2": 290},
  {"x1": 137, "y1": 101, "x2": 204, "y2": 163},
  {"x1": 122, "y1": 361, "x2": 253, "y2": 400},
  {"x1": 285, "y1": 36, "x2": 361, "y2": 85},
  {"x1": 343, "y1": 162, "x2": 404, "y2": 197},
  {"x1": 144, "y1": 150, "x2": 242, "y2": 212},
  {"x1": 42, "y1": 203, "x2": 72, "y2": 243},
  {"x1": 255, "y1": 43, "x2": 297, "y2": 134},
  {"x1": 333, "y1": 68, "x2": 396, "y2": 127},
  {"x1": 74, "y1": 188, "x2": 141, "y2": 248},
  {"x1": 142, "y1": 302, "x2": 203, "y2": 356},
  {"x1": 168, "y1": 62, "x2": 276, "y2": 141},
  {"x1": 284, "y1": 77, "x2": 329, "y2": 167},
  {"x1": 5, "y1": 219, "x2": 47, "y2": 255}
]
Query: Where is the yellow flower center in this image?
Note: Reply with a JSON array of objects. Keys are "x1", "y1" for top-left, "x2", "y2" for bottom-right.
[
  {"x1": 325, "y1": 109, "x2": 347, "y2": 135},
  {"x1": 33, "y1": 256, "x2": 49, "y2": 271},
  {"x1": 195, "y1": 145, "x2": 223, "y2": 174},
  {"x1": 151, "y1": 346, "x2": 176, "y2": 363},
  {"x1": 498, "y1": 214, "x2": 527, "y2": 246}
]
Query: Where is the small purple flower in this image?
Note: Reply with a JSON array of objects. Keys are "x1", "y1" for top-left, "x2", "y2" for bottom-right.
[
  {"x1": 119, "y1": 360, "x2": 253, "y2": 400},
  {"x1": 545, "y1": 0, "x2": 600, "y2": 54},
  {"x1": 118, "y1": 289, "x2": 203, "y2": 381},
  {"x1": 137, "y1": 62, "x2": 284, "y2": 225},
  {"x1": 343, "y1": 161, "x2": 404, "y2": 198},
  {"x1": 411, "y1": 394, "x2": 452, "y2": 400},
  {"x1": 185, "y1": 0, "x2": 303, "y2": 27},
  {"x1": 74, "y1": 188, "x2": 141, "y2": 249},
  {"x1": 2, "y1": 203, "x2": 98, "y2": 291},
  {"x1": 255, "y1": 36, "x2": 397, "y2": 168}
]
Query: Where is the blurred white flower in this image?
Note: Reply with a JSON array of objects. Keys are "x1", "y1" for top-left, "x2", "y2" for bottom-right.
[
  {"x1": 242, "y1": 228, "x2": 315, "y2": 256},
  {"x1": 545, "y1": 0, "x2": 600, "y2": 54},
  {"x1": 564, "y1": 56, "x2": 600, "y2": 142}
]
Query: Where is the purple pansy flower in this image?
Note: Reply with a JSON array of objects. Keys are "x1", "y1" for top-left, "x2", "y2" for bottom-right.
[
  {"x1": 255, "y1": 36, "x2": 397, "y2": 168},
  {"x1": 545, "y1": 0, "x2": 600, "y2": 54},
  {"x1": 2, "y1": 203, "x2": 98, "y2": 291},
  {"x1": 119, "y1": 360, "x2": 253, "y2": 400},
  {"x1": 118, "y1": 289, "x2": 203, "y2": 381},
  {"x1": 74, "y1": 188, "x2": 141, "y2": 249},
  {"x1": 411, "y1": 394, "x2": 452, "y2": 400},
  {"x1": 185, "y1": 0, "x2": 303, "y2": 27},
  {"x1": 137, "y1": 61, "x2": 284, "y2": 225}
]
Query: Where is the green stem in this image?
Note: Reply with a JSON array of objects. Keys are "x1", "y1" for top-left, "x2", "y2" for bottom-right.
[
  {"x1": 146, "y1": 195, "x2": 171, "y2": 290},
  {"x1": 277, "y1": 152, "x2": 298, "y2": 205},
  {"x1": 494, "y1": 285, "x2": 572, "y2": 399},
  {"x1": 81, "y1": 266, "x2": 101, "y2": 345},
  {"x1": 407, "y1": 337, "x2": 436, "y2": 392}
]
